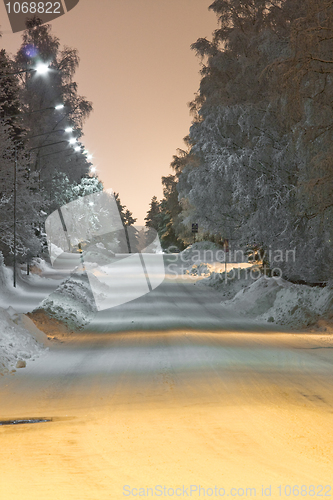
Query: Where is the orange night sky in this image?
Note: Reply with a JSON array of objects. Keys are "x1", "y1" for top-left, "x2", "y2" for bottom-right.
[{"x1": 0, "y1": 0, "x2": 217, "y2": 224}]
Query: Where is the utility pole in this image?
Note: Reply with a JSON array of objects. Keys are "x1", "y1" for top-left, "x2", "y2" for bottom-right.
[
  {"x1": 13, "y1": 146, "x2": 17, "y2": 287},
  {"x1": 224, "y1": 239, "x2": 229, "y2": 284},
  {"x1": 192, "y1": 223, "x2": 198, "y2": 244}
]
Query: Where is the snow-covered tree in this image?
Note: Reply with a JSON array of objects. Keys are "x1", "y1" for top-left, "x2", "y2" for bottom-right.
[
  {"x1": 0, "y1": 49, "x2": 24, "y2": 142},
  {"x1": 144, "y1": 196, "x2": 161, "y2": 231},
  {"x1": 14, "y1": 17, "x2": 93, "y2": 192},
  {"x1": 0, "y1": 24, "x2": 102, "y2": 264},
  {"x1": 0, "y1": 119, "x2": 43, "y2": 262},
  {"x1": 50, "y1": 172, "x2": 103, "y2": 209},
  {"x1": 114, "y1": 193, "x2": 137, "y2": 227},
  {"x1": 174, "y1": 0, "x2": 332, "y2": 282}
]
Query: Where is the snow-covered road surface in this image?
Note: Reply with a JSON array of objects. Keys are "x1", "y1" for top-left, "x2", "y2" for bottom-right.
[
  {"x1": 1, "y1": 329, "x2": 332, "y2": 500},
  {"x1": 0, "y1": 260, "x2": 332, "y2": 500},
  {"x1": 85, "y1": 276, "x2": 260, "y2": 332}
]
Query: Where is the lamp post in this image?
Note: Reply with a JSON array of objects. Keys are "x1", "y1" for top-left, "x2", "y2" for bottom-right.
[
  {"x1": 5, "y1": 103, "x2": 65, "y2": 121},
  {"x1": 29, "y1": 139, "x2": 75, "y2": 152},
  {"x1": 0, "y1": 63, "x2": 50, "y2": 79},
  {"x1": 25, "y1": 127, "x2": 73, "y2": 140}
]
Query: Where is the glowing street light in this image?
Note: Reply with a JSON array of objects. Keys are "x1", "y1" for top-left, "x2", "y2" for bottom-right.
[
  {"x1": 24, "y1": 127, "x2": 76, "y2": 140},
  {"x1": 30, "y1": 138, "x2": 78, "y2": 152},
  {"x1": 25, "y1": 103, "x2": 66, "y2": 116},
  {"x1": 35, "y1": 63, "x2": 49, "y2": 75},
  {"x1": 74, "y1": 146, "x2": 81, "y2": 152},
  {"x1": 69, "y1": 138, "x2": 77, "y2": 145},
  {"x1": 0, "y1": 63, "x2": 50, "y2": 78},
  {"x1": 7, "y1": 103, "x2": 66, "y2": 119}
]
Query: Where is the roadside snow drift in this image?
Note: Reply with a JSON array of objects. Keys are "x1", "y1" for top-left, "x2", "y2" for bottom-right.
[
  {"x1": 0, "y1": 307, "x2": 46, "y2": 375},
  {"x1": 255, "y1": 278, "x2": 333, "y2": 328},
  {"x1": 37, "y1": 270, "x2": 97, "y2": 330},
  {"x1": 201, "y1": 266, "x2": 333, "y2": 329}
]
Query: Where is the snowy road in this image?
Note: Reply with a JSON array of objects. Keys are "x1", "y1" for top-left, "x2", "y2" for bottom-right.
[{"x1": 0, "y1": 262, "x2": 333, "y2": 500}]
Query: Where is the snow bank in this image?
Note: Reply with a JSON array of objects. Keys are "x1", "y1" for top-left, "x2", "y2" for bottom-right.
[
  {"x1": 0, "y1": 254, "x2": 61, "y2": 299},
  {"x1": 29, "y1": 257, "x2": 57, "y2": 275},
  {"x1": 0, "y1": 306, "x2": 46, "y2": 375},
  {"x1": 199, "y1": 260, "x2": 333, "y2": 329},
  {"x1": 256, "y1": 279, "x2": 333, "y2": 328},
  {"x1": 202, "y1": 267, "x2": 333, "y2": 329},
  {"x1": 37, "y1": 270, "x2": 98, "y2": 330},
  {"x1": 0, "y1": 252, "x2": 12, "y2": 292},
  {"x1": 223, "y1": 276, "x2": 287, "y2": 317}
]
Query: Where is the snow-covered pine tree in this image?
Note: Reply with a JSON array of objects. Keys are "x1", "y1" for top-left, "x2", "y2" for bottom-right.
[{"x1": 144, "y1": 196, "x2": 161, "y2": 232}]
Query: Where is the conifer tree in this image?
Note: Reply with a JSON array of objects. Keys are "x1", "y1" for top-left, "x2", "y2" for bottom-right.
[{"x1": 144, "y1": 196, "x2": 161, "y2": 231}]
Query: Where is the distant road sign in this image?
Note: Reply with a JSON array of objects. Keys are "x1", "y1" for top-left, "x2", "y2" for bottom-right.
[{"x1": 192, "y1": 223, "x2": 198, "y2": 233}]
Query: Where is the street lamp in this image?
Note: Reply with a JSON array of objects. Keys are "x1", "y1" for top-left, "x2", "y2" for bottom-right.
[
  {"x1": 24, "y1": 127, "x2": 75, "y2": 140},
  {"x1": 5, "y1": 103, "x2": 66, "y2": 120},
  {"x1": 29, "y1": 139, "x2": 77, "y2": 152},
  {"x1": 0, "y1": 63, "x2": 50, "y2": 79},
  {"x1": 35, "y1": 63, "x2": 49, "y2": 75}
]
